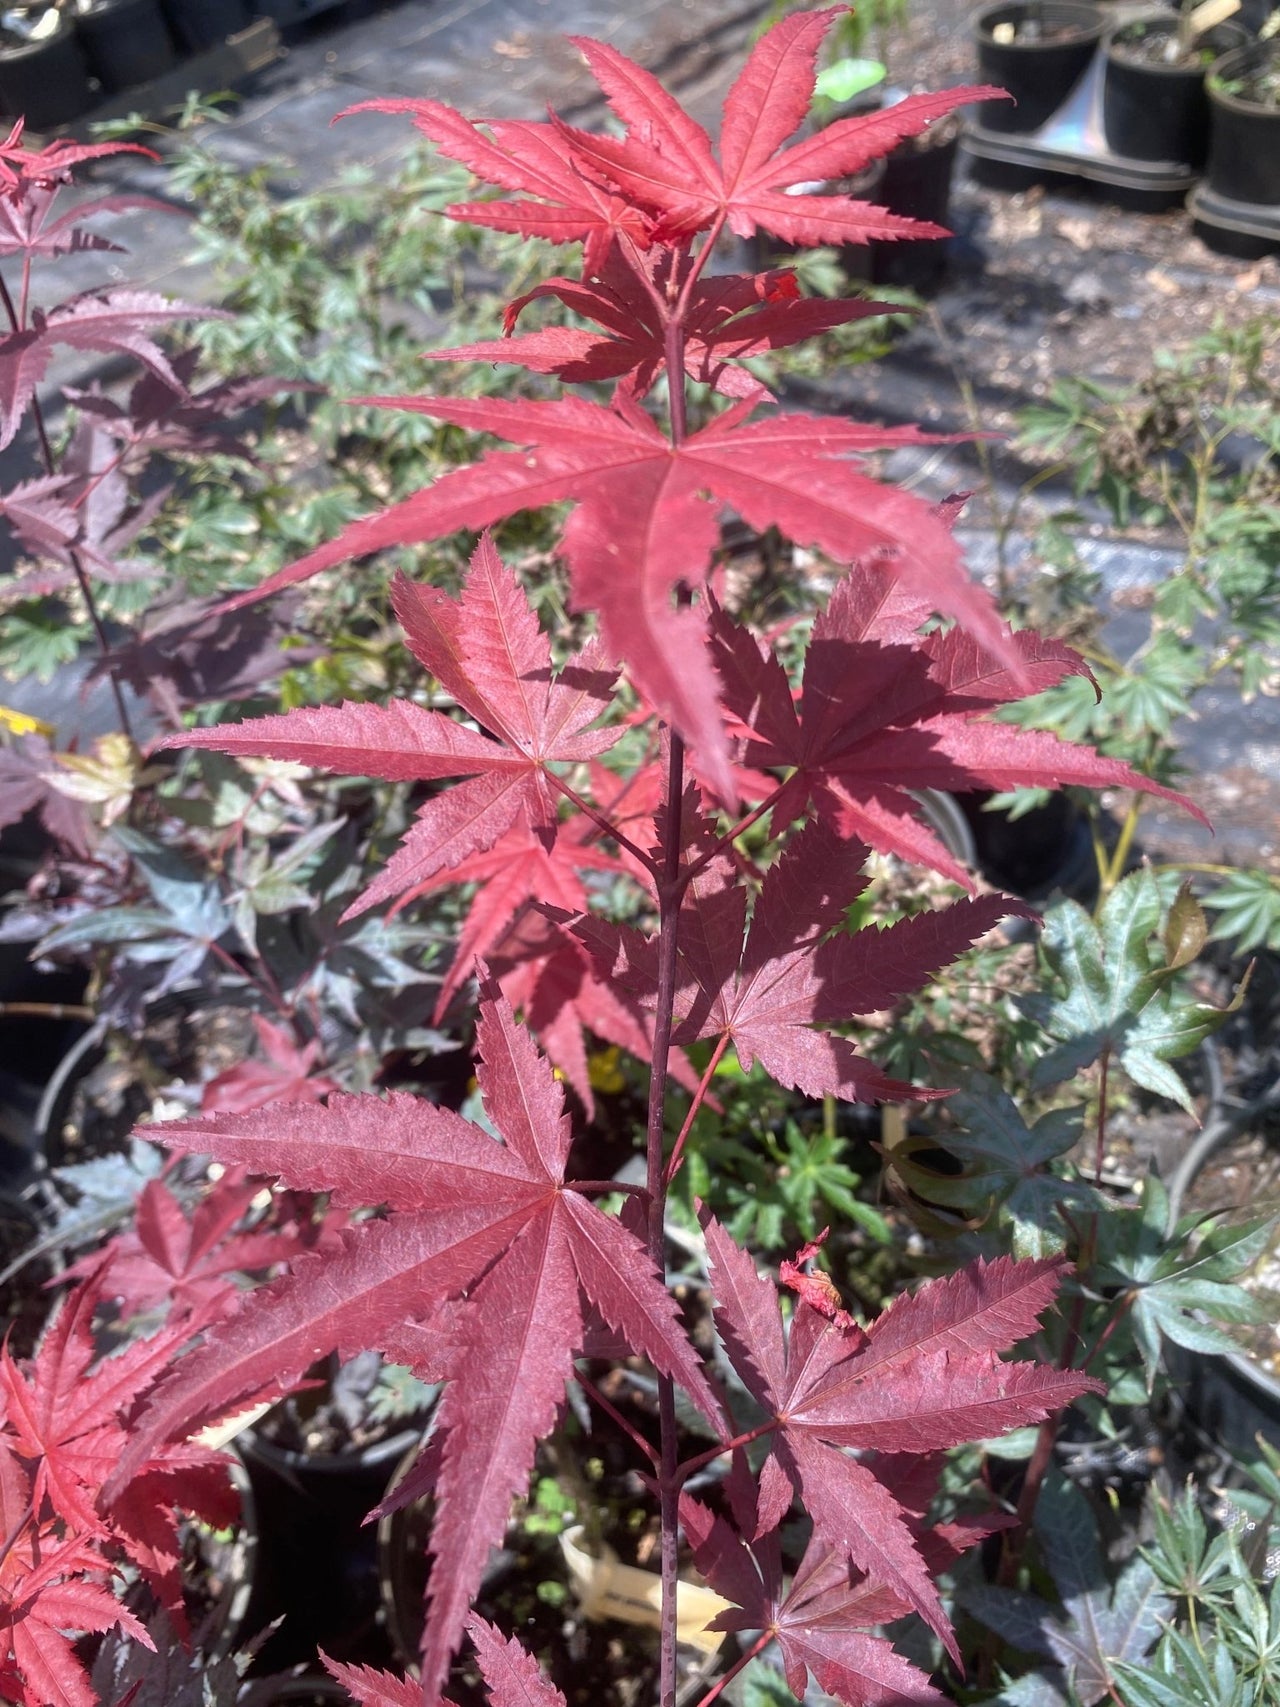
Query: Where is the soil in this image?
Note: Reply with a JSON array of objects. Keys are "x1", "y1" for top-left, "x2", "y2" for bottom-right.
[
  {"x1": 989, "y1": 19, "x2": 1095, "y2": 43},
  {"x1": 1215, "y1": 58, "x2": 1280, "y2": 106},
  {"x1": 1108, "y1": 24, "x2": 1221, "y2": 69}
]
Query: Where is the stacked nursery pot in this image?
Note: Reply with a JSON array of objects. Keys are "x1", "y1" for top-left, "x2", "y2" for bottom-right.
[
  {"x1": 1192, "y1": 38, "x2": 1280, "y2": 255},
  {"x1": 1101, "y1": 7, "x2": 1249, "y2": 168},
  {"x1": 973, "y1": 0, "x2": 1109, "y2": 132}
]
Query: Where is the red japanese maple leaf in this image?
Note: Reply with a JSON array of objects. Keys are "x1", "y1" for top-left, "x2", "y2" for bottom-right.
[
  {"x1": 569, "y1": 816, "x2": 1024, "y2": 1104},
  {"x1": 428, "y1": 251, "x2": 891, "y2": 402},
  {"x1": 165, "y1": 536, "x2": 620, "y2": 916},
  {"x1": 215, "y1": 390, "x2": 1001, "y2": 800},
  {"x1": 202, "y1": 1013, "x2": 339, "y2": 1115},
  {"x1": 0, "y1": 1274, "x2": 239, "y2": 1623},
  {"x1": 326, "y1": 1614, "x2": 567, "y2": 1707},
  {"x1": 106, "y1": 987, "x2": 721, "y2": 1699},
  {"x1": 680, "y1": 1455, "x2": 951, "y2": 1707},
  {"x1": 402, "y1": 809, "x2": 627, "y2": 1022},
  {"x1": 700, "y1": 1216, "x2": 1101, "y2": 1653},
  {"x1": 340, "y1": 99, "x2": 656, "y2": 273},
  {"x1": 554, "y1": 12, "x2": 1001, "y2": 246},
  {"x1": 484, "y1": 902, "x2": 704, "y2": 1117},
  {"x1": 61, "y1": 1175, "x2": 302, "y2": 1318},
  {"x1": 0, "y1": 291, "x2": 224, "y2": 452},
  {"x1": 0, "y1": 733, "x2": 92, "y2": 855},
  {"x1": 710, "y1": 561, "x2": 1209, "y2": 883},
  {"x1": 0, "y1": 1444, "x2": 153, "y2": 1707}
]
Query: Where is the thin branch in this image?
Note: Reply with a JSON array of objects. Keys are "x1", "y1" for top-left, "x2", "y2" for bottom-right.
[
  {"x1": 665, "y1": 1034, "x2": 730, "y2": 1187},
  {"x1": 548, "y1": 771, "x2": 659, "y2": 875},
  {"x1": 576, "y1": 1372, "x2": 661, "y2": 1469}
]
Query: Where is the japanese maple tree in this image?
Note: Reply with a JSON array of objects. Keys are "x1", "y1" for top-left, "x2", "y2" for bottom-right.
[{"x1": 1, "y1": 13, "x2": 1210, "y2": 1707}]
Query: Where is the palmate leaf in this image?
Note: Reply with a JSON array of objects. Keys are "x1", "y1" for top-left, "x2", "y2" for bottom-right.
[
  {"x1": 710, "y1": 563, "x2": 1206, "y2": 884},
  {"x1": 216, "y1": 390, "x2": 1004, "y2": 801},
  {"x1": 486, "y1": 904, "x2": 705, "y2": 1119},
  {"x1": 0, "y1": 1272, "x2": 238, "y2": 1627},
  {"x1": 571, "y1": 817, "x2": 1024, "y2": 1105},
  {"x1": 326, "y1": 1616, "x2": 568, "y2": 1707},
  {"x1": 340, "y1": 99, "x2": 655, "y2": 273},
  {"x1": 105, "y1": 987, "x2": 721, "y2": 1702},
  {"x1": 1093, "y1": 1172, "x2": 1277, "y2": 1385},
  {"x1": 557, "y1": 12, "x2": 1001, "y2": 246},
  {"x1": 1028, "y1": 869, "x2": 1242, "y2": 1112},
  {"x1": 963, "y1": 1478, "x2": 1171, "y2": 1707},
  {"x1": 681, "y1": 1456, "x2": 956, "y2": 1707},
  {"x1": 0, "y1": 290, "x2": 225, "y2": 451},
  {"x1": 702, "y1": 1218, "x2": 1101, "y2": 1657},
  {"x1": 884, "y1": 1075, "x2": 1092, "y2": 1257},
  {"x1": 168, "y1": 536, "x2": 620, "y2": 918},
  {"x1": 429, "y1": 252, "x2": 894, "y2": 402}
]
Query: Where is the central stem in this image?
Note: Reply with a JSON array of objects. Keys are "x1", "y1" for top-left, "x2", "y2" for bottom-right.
[{"x1": 648, "y1": 308, "x2": 695, "y2": 1707}]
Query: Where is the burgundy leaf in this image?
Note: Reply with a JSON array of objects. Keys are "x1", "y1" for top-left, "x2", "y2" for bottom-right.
[
  {"x1": 105, "y1": 988, "x2": 720, "y2": 1696},
  {"x1": 0, "y1": 291, "x2": 225, "y2": 452},
  {"x1": 163, "y1": 535, "x2": 620, "y2": 917}
]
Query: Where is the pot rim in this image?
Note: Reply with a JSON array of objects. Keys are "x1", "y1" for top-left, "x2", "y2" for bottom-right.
[
  {"x1": 0, "y1": 14, "x2": 75, "y2": 56},
  {"x1": 974, "y1": 0, "x2": 1108, "y2": 45},
  {"x1": 1207, "y1": 40, "x2": 1280, "y2": 115},
  {"x1": 1105, "y1": 12, "x2": 1246, "y2": 72}
]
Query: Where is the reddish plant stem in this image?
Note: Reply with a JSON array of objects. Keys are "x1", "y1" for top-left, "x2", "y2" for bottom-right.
[
  {"x1": 692, "y1": 1631, "x2": 772, "y2": 1707},
  {"x1": 1093, "y1": 1046, "x2": 1110, "y2": 1185},
  {"x1": 0, "y1": 1494, "x2": 34, "y2": 1580},
  {"x1": 649, "y1": 305, "x2": 699, "y2": 1707},
  {"x1": 0, "y1": 271, "x2": 134, "y2": 743},
  {"x1": 576, "y1": 1372, "x2": 661, "y2": 1469},
  {"x1": 651, "y1": 725, "x2": 687, "y2": 1707},
  {"x1": 569, "y1": 1179, "x2": 647, "y2": 1198},
  {"x1": 675, "y1": 1417, "x2": 777, "y2": 1488},
  {"x1": 547, "y1": 772, "x2": 658, "y2": 875},
  {"x1": 665, "y1": 1034, "x2": 730, "y2": 1186}
]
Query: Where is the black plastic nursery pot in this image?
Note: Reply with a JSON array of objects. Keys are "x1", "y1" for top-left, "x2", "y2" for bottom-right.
[
  {"x1": 0, "y1": 18, "x2": 94, "y2": 127},
  {"x1": 1190, "y1": 41, "x2": 1280, "y2": 257},
  {"x1": 870, "y1": 114, "x2": 961, "y2": 291},
  {"x1": 161, "y1": 0, "x2": 250, "y2": 52},
  {"x1": 1102, "y1": 15, "x2": 1248, "y2": 169},
  {"x1": 237, "y1": 1417, "x2": 425, "y2": 1675},
  {"x1": 974, "y1": 0, "x2": 1108, "y2": 133},
  {"x1": 1205, "y1": 42, "x2": 1280, "y2": 205},
  {"x1": 77, "y1": 0, "x2": 178, "y2": 93}
]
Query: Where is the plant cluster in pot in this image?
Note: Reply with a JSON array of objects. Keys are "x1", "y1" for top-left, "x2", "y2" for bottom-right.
[
  {"x1": 1192, "y1": 35, "x2": 1280, "y2": 255},
  {"x1": 1102, "y1": 0, "x2": 1249, "y2": 169},
  {"x1": 0, "y1": 3, "x2": 93, "y2": 126}
]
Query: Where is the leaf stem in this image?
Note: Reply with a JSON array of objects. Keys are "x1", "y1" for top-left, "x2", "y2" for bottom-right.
[
  {"x1": 690, "y1": 1630, "x2": 771, "y2": 1707},
  {"x1": 548, "y1": 771, "x2": 659, "y2": 875},
  {"x1": 665, "y1": 1034, "x2": 730, "y2": 1186},
  {"x1": 650, "y1": 311, "x2": 699, "y2": 1707},
  {"x1": 674, "y1": 1417, "x2": 778, "y2": 1488},
  {"x1": 677, "y1": 782, "x2": 788, "y2": 897},
  {"x1": 575, "y1": 1371, "x2": 661, "y2": 1469}
]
